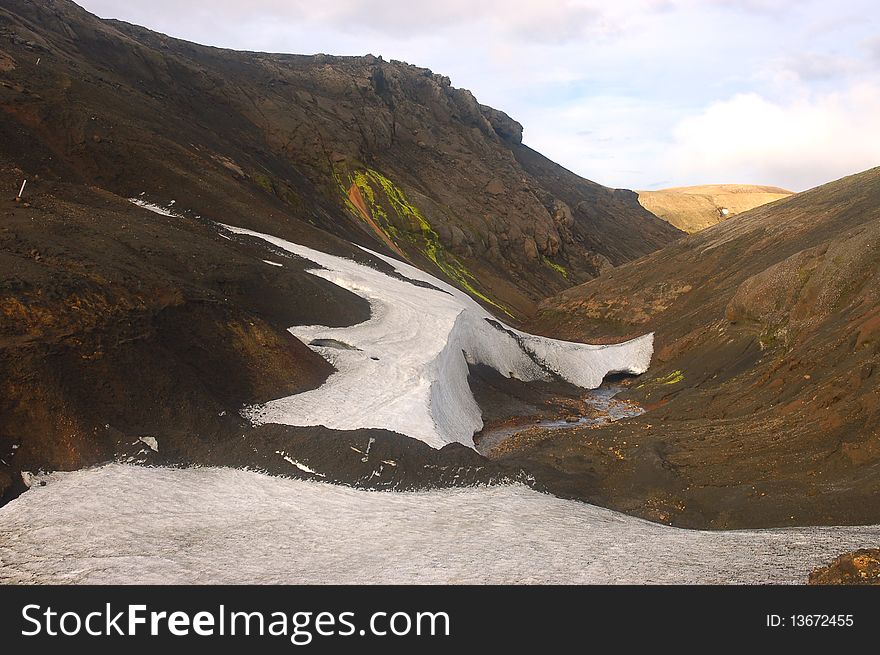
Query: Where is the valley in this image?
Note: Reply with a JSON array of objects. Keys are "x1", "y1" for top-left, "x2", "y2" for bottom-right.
[{"x1": 0, "y1": 0, "x2": 877, "y2": 586}]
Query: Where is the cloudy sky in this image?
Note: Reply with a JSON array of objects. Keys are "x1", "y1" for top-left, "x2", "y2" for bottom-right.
[{"x1": 77, "y1": 0, "x2": 879, "y2": 191}]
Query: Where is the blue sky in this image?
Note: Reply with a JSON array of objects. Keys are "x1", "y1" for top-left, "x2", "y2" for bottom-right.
[{"x1": 77, "y1": 0, "x2": 880, "y2": 191}]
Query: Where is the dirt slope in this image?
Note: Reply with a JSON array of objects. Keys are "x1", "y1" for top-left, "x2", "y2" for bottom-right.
[{"x1": 518, "y1": 167, "x2": 880, "y2": 529}]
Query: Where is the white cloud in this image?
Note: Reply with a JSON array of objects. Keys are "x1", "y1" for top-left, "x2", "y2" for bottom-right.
[
  {"x1": 709, "y1": 0, "x2": 815, "y2": 15},
  {"x1": 82, "y1": 0, "x2": 637, "y2": 44},
  {"x1": 782, "y1": 53, "x2": 861, "y2": 82},
  {"x1": 866, "y1": 36, "x2": 880, "y2": 62},
  {"x1": 665, "y1": 84, "x2": 880, "y2": 190},
  {"x1": 520, "y1": 95, "x2": 683, "y2": 189}
]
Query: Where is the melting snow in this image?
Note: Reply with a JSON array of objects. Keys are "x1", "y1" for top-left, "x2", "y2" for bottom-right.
[
  {"x1": 222, "y1": 224, "x2": 653, "y2": 448},
  {"x1": 128, "y1": 198, "x2": 178, "y2": 217},
  {"x1": 1, "y1": 464, "x2": 878, "y2": 584},
  {"x1": 139, "y1": 436, "x2": 159, "y2": 452},
  {"x1": 275, "y1": 450, "x2": 324, "y2": 476}
]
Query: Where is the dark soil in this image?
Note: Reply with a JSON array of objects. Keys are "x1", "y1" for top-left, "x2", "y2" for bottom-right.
[
  {"x1": 122, "y1": 423, "x2": 526, "y2": 492},
  {"x1": 468, "y1": 362, "x2": 599, "y2": 428}
]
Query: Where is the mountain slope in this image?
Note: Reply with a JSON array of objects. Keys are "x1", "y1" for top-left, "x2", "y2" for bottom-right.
[
  {"x1": 519, "y1": 167, "x2": 880, "y2": 528},
  {"x1": 638, "y1": 184, "x2": 793, "y2": 233},
  {"x1": 0, "y1": 0, "x2": 681, "y2": 318},
  {"x1": 0, "y1": 0, "x2": 682, "y2": 503}
]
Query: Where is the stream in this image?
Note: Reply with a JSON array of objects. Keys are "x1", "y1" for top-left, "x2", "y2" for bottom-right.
[{"x1": 474, "y1": 384, "x2": 645, "y2": 456}]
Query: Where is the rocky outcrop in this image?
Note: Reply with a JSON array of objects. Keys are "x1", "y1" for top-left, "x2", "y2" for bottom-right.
[
  {"x1": 809, "y1": 549, "x2": 880, "y2": 585},
  {"x1": 480, "y1": 104, "x2": 524, "y2": 143}
]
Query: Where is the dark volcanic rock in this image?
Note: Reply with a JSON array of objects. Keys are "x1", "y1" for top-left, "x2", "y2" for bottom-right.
[{"x1": 479, "y1": 104, "x2": 523, "y2": 143}]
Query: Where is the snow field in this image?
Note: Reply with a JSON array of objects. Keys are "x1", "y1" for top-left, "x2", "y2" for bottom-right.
[
  {"x1": 1, "y1": 465, "x2": 877, "y2": 585},
  {"x1": 222, "y1": 225, "x2": 653, "y2": 448}
]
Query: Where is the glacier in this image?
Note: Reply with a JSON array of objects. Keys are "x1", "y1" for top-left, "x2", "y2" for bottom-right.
[
  {"x1": 222, "y1": 224, "x2": 653, "y2": 448},
  {"x1": 1, "y1": 464, "x2": 878, "y2": 585}
]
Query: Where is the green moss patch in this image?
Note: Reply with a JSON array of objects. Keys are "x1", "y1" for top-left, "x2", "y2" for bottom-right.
[
  {"x1": 542, "y1": 256, "x2": 568, "y2": 279},
  {"x1": 335, "y1": 166, "x2": 512, "y2": 316},
  {"x1": 655, "y1": 370, "x2": 684, "y2": 385},
  {"x1": 252, "y1": 172, "x2": 301, "y2": 208}
]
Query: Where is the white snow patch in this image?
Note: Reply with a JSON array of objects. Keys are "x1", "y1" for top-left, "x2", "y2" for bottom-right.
[
  {"x1": 275, "y1": 450, "x2": 324, "y2": 477},
  {"x1": 262, "y1": 259, "x2": 284, "y2": 267},
  {"x1": 1, "y1": 464, "x2": 878, "y2": 585},
  {"x1": 19, "y1": 470, "x2": 56, "y2": 489},
  {"x1": 139, "y1": 436, "x2": 159, "y2": 452},
  {"x1": 223, "y1": 224, "x2": 653, "y2": 449},
  {"x1": 128, "y1": 198, "x2": 178, "y2": 217}
]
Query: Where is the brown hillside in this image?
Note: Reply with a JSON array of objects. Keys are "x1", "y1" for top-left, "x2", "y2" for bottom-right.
[{"x1": 516, "y1": 167, "x2": 880, "y2": 529}]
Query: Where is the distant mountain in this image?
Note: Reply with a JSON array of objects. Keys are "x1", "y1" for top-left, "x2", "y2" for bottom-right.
[
  {"x1": 521, "y1": 167, "x2": 880, "y2": 529},
  {"x1": 638, "y1": 184, "x2": 792, "y2": 233}
]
